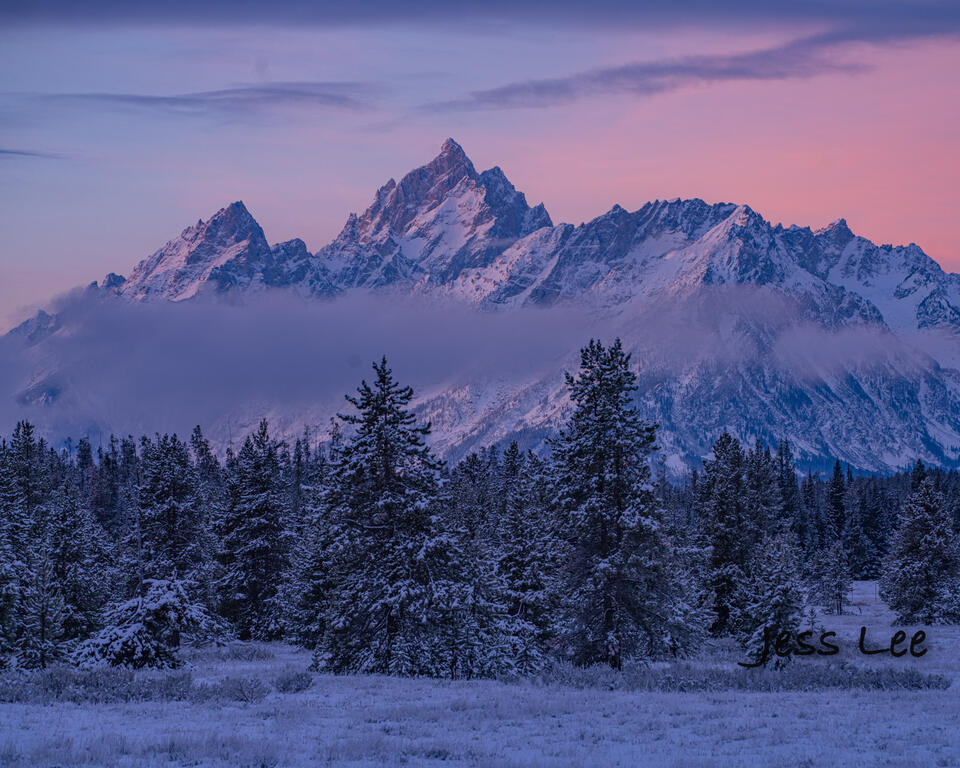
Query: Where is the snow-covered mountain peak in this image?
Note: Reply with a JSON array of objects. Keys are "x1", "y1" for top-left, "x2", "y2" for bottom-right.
[
  {"x1": 118, "y1": 200, "x2": 271, "y2": 301},
  {"x1": 316, "y1": 139, "x2": 553, "y2": 290},
  {"x1": 818, "y1": 217, "x2": 850, "y2": 234},
  {"x1": 438, "y1": 136, "x2": 472, "y2": 164},
  {"x1": 813, "y1": 217, "x2": 856, "y2": 251}
]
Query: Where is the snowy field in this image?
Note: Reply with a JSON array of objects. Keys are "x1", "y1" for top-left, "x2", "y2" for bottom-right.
[{"x1": 1, "y1": 582, "x2": 958, "y2": 768}]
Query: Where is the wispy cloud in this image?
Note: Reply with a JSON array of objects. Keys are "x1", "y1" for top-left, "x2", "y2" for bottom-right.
[
  {"x1": 0, "y1": 148, "x2": 60, "y2": 159},
  {"x1": 425, "y1": 33, "x2": 869, "y2": 111},
  {"x1": 30, "y1": 81, "x2": 378, "y2": 118}
]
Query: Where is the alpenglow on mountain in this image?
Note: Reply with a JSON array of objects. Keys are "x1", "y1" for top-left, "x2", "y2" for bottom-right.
[{"x1": 8, "y1": 139, "x2": 960, "y2": 473}]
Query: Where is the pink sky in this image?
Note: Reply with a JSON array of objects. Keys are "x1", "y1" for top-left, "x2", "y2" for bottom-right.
[{"x1": 501, "y1": 40, "x2": 960, "y2": 260}]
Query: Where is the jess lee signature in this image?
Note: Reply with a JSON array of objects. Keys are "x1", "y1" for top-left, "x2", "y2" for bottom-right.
[{"x1": 738, "y1": 626, "x2": 928, "y2": 668}]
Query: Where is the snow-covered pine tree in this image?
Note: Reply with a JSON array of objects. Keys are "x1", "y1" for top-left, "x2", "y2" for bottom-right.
[
  {"x1": 316, "y1": 358, "x2": 488, "y2": 678},
  {"x1": 279, "y1": 429, "x2": 334, "y2": 649},
  {"x1": 75, "y1": 437, "x2": 94, "y2": 498},
  {"x1": 87, "y1": 436, "x2": 126, "y2": 534},
  {"x1": 879, "y1": 477, "x2": 960, "y2": 624},
  {"x1": 214, "y1": 420, "x2": 289, "y2": 640},
  {"x1": 778, "y1": 441, "x2": 815, "y2": 554},
  {"x1": 76, "y1": 578, "x2": 221, "y2": 669},
  {"x1": 16, "y1": 553, "x2": 66, "y2": 669},
  {"x1": 550, "y1": 339, "x2": 704, "y2": 668},
  {"x1": 808, "y1": 540, "x2": 852, "y2": 615},
  {"x1": 107, "y1": 435, "x2": 212, "y2": 651},
  {"x1": 46, "y1": 479, "x2": 110, "y2": 641},
  {"x1": 776, "y1": 440, "x2": 801, "y2": 518},
  {"x1": 288, "y1": 427, "x2": 327, "y2": 531},
  {"x1": 698, "y1": 432, "x2": 753, "y2": 636},
  {"x1": 733, "y1": 532, "x2": 806, "y2": 668},
  {"x1": 449, "y1": 447, "x2": 501, "y2": 546},
  {"x1": 136, "y1": 434, "x2": 205, "y2": 585},
  {"x1": 0, "y1": 445, "x2": 19, "y2": 666},
  {"x1": 7, "y1": 422, "x2": 46, "y2": 569},
  {"x1": 279, "y1": 510, "x2": 332, "y2": 649},
  {"x1": 826, "y1": 460, "x2": 846, "y2": 542},
  {"x1": 442, "y1": 447, "x2": 508, "y2": 672},
  {"x1": 800, "y1": 471, "x2": 826, "y2": 549},
  {"x1": 841, "y1": 489, "x2": 879, "y2": 580},
  {"x1": 188, "y1": 425, "x2": 222, "y2": 610},
  {"x1": 744, "y1": 440, "x2": 782, "y2": 535},
  {"x1": 861, "y1": 485, "x2": 890, "y2": 578},
  {"x1": 492, "y1": 442, "x2": 555, "y2": 674}
]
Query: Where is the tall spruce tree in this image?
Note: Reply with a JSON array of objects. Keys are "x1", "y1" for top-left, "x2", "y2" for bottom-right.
[
  {"x1": 551, "y1": 339, "x2": 703, "y2": 668},
  {"x1": 826, "y1": 460, "x2": 846, "y2": 541},
  {"x1": 776, "y1": 441, "x2": 808, "y2": 548},
  {"x1": 744, "y1": 440, "x2": 782, "y2": 535},
  {"x1": 316, "y1": 358, "x2": 490, "y2": 677},
  {"x1": 17, "y1": 554, "x2": 66, "y2": 669},
  {"x1": 280, "y1": 427, "x2": 336, "y2": 649},
  {"x1": 699, "y1": 432, "x2": 753, "y2": 636},
  {"x1": 841, "y1": 488, "x2": 879, "y2": 580},
  {"x1": 214, "y1": 420, "x2": 289, "y2": 640},
  {"x1": 879, "y1": 478, "x2": 960, "y2": 624},
  {"x1": 135, "y1": 435, "x2": 205, "y2": 586},
  {"x1": 188, "y1": 426, "x2": 222, "y2": 609},
  {"x1": 494, "y1": 442, "x2": 555, "y2": 673},
  {"x1": 0, "y1": 445, "x2": 19, "y2": 665},
  {"x1": 8, "y1": 422, "x2": 46, "y2": 568},
  {"x1": 46, "y1": 479, "x2": 109, "y2": 641}
]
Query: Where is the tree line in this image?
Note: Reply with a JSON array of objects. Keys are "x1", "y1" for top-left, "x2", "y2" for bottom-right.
[{"x1": 1, "y1": 339, "x2": 959, "y2": 673}]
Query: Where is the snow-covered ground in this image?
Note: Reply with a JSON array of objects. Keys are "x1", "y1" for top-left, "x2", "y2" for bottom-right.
[{"x1": 1, "y1": 582, "x2": 958, "y2": 767}]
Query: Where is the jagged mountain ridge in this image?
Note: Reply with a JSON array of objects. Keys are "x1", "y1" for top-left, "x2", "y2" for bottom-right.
[
  {"x1": 91, "y1": 138, "x2": 960, "y2": 340},
  {"x1": 9, "y1": 139, "x2": 960, "y2": 473}
]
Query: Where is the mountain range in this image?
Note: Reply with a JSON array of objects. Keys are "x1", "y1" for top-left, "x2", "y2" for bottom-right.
[{"x1": 7, "y1": 139, "x2": 960, "y2": 473}]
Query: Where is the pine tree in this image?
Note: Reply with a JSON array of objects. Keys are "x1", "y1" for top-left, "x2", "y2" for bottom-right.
[
  {"x1": 808, "y1": 540, "x2": 852, "y2": 615},
  {"x1": 316, "y1": 358, "x2": 488, "y2": 677},
  {"x1": 16, "y1": 555, "x2": 66, "y2": 669},
  {"x1": 776, "y1": 441, "x2": 809, "y2": 546},
  {"x1": 449, "y1": 447, "x2": 500, "y2": 546},
  {"x1": 910, "y1": 459, "x2": 927, "y2": 492},
  {"x1": 800, "y1": 471, "x2": 824, "y2": 550},
  {"x1": 860, "y1": 485, "x2": 889, "y2": 578},
  {"x1": 279, "y1": 422, "x2": 339, "y2": 648},
  {"x1": 879, "y1": 478, "x2": 960, "y2": 624},
  {"x1": 493, "y1": 442, "x2": 555, "y2": 673},
  {"x1": 76, "y1": 578, "x2": 220, "y2": 669},
  {"x1": 214, "y1": 420, "x2": 289, "y2": 640},
  {"x1": 188, "y1": 425, "x2": 222, "y2": 610},
  {"x1": 280, "y1": 515, "x2": 332, "y2": 649},
  {"x1": 8, "y1": 422, "x2": 46, "y2": 567},
  {"x1": 134, "y1": 434, "x2": 205, "y2": 584},
  {"x1": 699, "y1": 432, "x2": 752, "y2": 636},
  {"x1": 841, "y1": 488, "x2": 879, "y2": 580},
  {"x1": 46, "y1": 479, "x2": 109, "y2": 641},
  {"x1": 551, "y1": 339, "x2": 704, "y2": 668},
  {"x1": 0, "y1": 445, "x2": 20, "y2": 665},
  {"x1": 744, "y1": 440, "x2": 782, "y2": 535},
  {"x1": 826, "y1": 460, "x2": 846, "y2": 541},
  {"x1": 733, "y1": 532, "x2": 806, "y2": 668},
  {"x1": 279, "y1": 443, "x2": 332, "y2": 648}
]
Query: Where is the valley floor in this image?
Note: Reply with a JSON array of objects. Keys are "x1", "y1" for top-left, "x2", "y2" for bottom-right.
[{"x1": 1, "y1": 582, "x2": 959, "y2": 768}]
